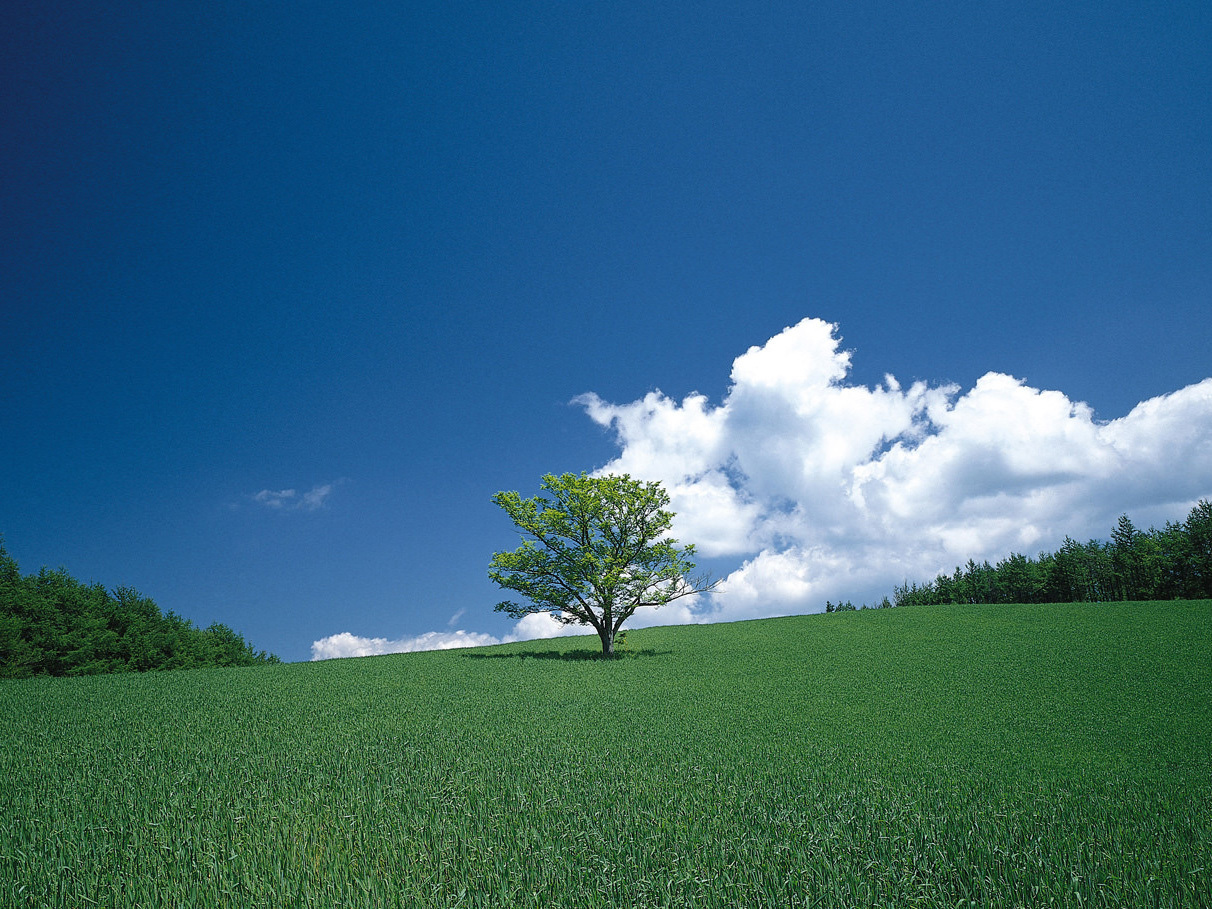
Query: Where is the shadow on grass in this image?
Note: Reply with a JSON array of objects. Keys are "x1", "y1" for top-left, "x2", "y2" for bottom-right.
[{"x1": 464, "y1": 648, "x2": 672, "y2": 662}]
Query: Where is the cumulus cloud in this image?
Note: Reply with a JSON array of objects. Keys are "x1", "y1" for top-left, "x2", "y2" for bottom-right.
[
  {"x1": 251, "y1": 481, "x2": 340, "y2": 512},
  {"x1": 579, "y1": 317, "x2": 1212, "y2": 619}
]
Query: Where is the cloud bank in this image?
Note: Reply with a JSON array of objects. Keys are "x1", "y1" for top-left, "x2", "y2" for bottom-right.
[
  {"x1": 312, "y1": 316, "x2": 1212, "y2": 658},
  {"x1": 578, "y1": 317, "x2": 1212, "y2": 620},
  {"x1": 310, "y1": 601, "x2": 701, "y2": 661},
  {"x1": 309, "y1": 612, "x2": 590, "y2": 660},
  {"x1": 311, "y1": 629, "x2": 503, "y2": 660}
]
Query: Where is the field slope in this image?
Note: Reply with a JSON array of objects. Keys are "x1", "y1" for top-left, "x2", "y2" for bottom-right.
[{"x1": 2, "y1": 601, "x2": 1210, "y2": 907}]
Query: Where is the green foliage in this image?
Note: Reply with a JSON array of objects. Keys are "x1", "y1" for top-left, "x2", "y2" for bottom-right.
[
  {"x1": 891, "y1": 499, "x2": 1212, "y2": 608},
  {"x1": 1, "y1": 601, "x2": 1209, "y2": 907},
  {"x1": 0, "y1": 539, "x2": 279, "y2": 678},
  {"x1": 490, "y1": 473, "x2": 715, "y2": 655}
]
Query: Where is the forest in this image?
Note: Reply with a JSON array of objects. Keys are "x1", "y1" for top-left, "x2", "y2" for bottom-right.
[
  {"x1": 889, "y1": 499, "x2": 1212, "y2": 609},
  {"x1": 0, "y1": 541, "x2": 278, "y2": 678}
]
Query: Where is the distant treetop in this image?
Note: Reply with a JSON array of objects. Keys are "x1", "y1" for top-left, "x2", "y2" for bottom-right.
[{"x1": 0, "y1": 539, "x2": 279, "y2": 678}]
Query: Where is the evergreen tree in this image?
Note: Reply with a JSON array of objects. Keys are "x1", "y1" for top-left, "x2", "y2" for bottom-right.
[
  {"x1": 0, "y1": 539, "x2": 279, "y2": 678},
  {"x1": 880, "y1": 501, "x2": 1212, "y2": 611},
  {"x1": 1111, "y1": 514, "x2": 1142, "y2": 600},
  {"x1": 1186, "y1": 499, "x2": 1212, "y2": 597}
]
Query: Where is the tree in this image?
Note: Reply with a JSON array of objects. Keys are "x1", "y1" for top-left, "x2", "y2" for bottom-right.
[
  {"x1": 1187, "y1": 499, "x2": 1212, "y2": 597},
  {"x1": 1111, "y1": 514, "x2": 1143, "y2": 600},
  {"x1": 489, "y1": 472, "x2": 716, "y2": 656}
]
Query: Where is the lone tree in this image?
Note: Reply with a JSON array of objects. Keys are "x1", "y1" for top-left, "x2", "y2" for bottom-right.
[{"x1": 489, "y1": 472, "x2": 716, "y2": 656}]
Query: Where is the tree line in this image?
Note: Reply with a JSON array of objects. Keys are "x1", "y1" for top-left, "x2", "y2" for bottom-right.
[
  {"x1": 0, "y1": 540, "x2": 279, "y2": 678},
  {"x1": 890, "y1": 499, "x2": 1212, "y2": 609}
]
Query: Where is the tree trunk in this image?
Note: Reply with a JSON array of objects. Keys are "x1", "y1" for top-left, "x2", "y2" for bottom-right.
[{"x1": 599, "y1": 627, "x2": 614, "y2": 657}]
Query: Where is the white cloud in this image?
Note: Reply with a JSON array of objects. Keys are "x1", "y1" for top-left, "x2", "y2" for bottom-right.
[
  {"x1": 251, "y1": 481, "x2": 341, "y2": 512},
  {"x1": 309, "y1": 608, "x2": 689, "y2": 661},
  {"x1": 309, "y1": 615, "x2": 595, "y2": 660},
  {"x1": 312, "y1": 605, "x2": 605, "y2": 661},
  {"x1": 310, "y1": 629, "x2": 503, "y2": 660},
  {"x1": 301, "y1": 483, "x2": 335, "y2": 510},
  {"x1": 253, "y1": 488, "x2": 298, "y2": 509},
  {"x1": 576, "y1": 390, "x2": 759, "y2": 556},
  {"x1": 579, "y1": 316, "x2": 1212, "y2": 619},
  {"x1": 506, "y1": 612, "x2": 591, "y2": 641}
]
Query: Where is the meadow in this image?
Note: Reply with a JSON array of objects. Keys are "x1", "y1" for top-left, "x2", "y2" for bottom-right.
[{"x1": 2, "y1": 600, "x2": 1209, "y2": 908}]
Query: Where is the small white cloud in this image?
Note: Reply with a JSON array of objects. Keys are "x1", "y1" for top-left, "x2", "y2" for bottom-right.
[
  {"x1": 301, "y1": 484, "x2": 334, "y2": 510},
  {"x1": 502, "y1": 612, "x2": 592, "y2": 642},
  {"x1": 310, "y1": 629, "x2": 502, "y2": 660},
  {"x1": 251, "y1": 481, "x2": 342, "y2": 512},
  {"x1": 253, "y1": 488, "x2": 298, "y2": 508},
  {"x1": 310, "y1": 612, "x2": 615, "y2": 661}
]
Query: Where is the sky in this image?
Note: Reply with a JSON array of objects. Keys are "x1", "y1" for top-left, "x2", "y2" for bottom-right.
[{"x1": 2, "y1": 1, "x2": 1210, "y2": 663}]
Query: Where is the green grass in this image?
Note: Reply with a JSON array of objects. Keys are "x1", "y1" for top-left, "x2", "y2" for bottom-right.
[{"x1": 2, "y1": 600, "x2": 1210, "y2": 907}]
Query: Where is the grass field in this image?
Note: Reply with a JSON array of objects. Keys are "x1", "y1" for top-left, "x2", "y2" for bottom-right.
[{"x1": 2, "y1": 600, "x2": 1210, "y2": 907}]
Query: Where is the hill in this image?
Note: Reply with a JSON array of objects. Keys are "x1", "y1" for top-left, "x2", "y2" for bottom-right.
[{"x1": 2, "y1": 601, "x2": 1210, "y2": 907}]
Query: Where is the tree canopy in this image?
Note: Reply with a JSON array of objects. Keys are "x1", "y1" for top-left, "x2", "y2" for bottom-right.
[
  {"x1": 890, "y1": 499, "x2": 1212, "y2": 609},
  {"x1": 489, "y1": 473, "x2": 715, "y2": 655},
  {"x1": 0, "y1": 539, "x2": 279, "y2": 678}
]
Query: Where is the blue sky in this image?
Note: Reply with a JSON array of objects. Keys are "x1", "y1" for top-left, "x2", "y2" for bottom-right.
[{"x1": 3, "y1": 1, "x2": 1210, "y2": 662}]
